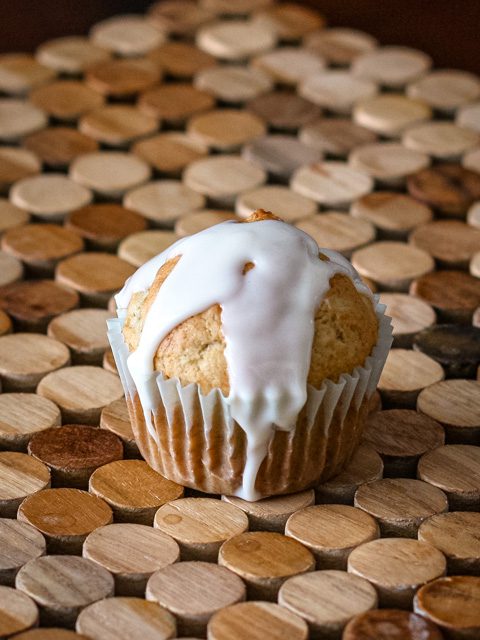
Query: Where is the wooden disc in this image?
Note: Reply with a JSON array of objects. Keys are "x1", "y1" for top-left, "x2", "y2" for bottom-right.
[
  {"x1": 343, "y1": 609, "x2": 443, "y2": 640},
  {"x1": 10, "y1": 174, "x2": 92, "y2": 222},
  {"x1": 221, "y1": 490, "x2": 314, "y2": 533},
  {"x1": 76, "y1": 597, "x2": 176, "y2": 640},
  {"x1": 315, "y1": 444, "x2": 384, "y2": 505},
  {"x1": 379, "y1": 293, "x2": 435, "y2": 347},
  {"x1": 0, "y1": 451, "x2": 50, "y2": 518},
  {"x1": 285, "y1": 505, "x2": 379, "y2": 569},
  {"x1": 36, "y1": 36, "x2": 111, "y2": 74},
  {"x1": 69, "y1": 152, "x2": 151, "y2": 198},
  {"x1": 100, "y1": 397, "x2": 139, "y2": 458},
  {"x1": 414, "y1": 576, "x2": 480, "y2": 639},
  {"x1": 124, "y1": 180, "x2": 205, "y2": 228},
  {"x1": 13, "y1": 629, "x2": 89, "y2": 640},
  {"x1": 0, "y1": 53, "x2": 55, "y2": 95},
  {"x1": 18, "y1": 488, "x2": 112, "y2": 554},
  {"x1": 187, "y1": 109, "x2": 266, "y2": 151},
  {"x1": 305, "y1": 27, "x2": 378, "y2": 66},
  {"x1": 207, "y1": 601, "x2": 308, "y2": 640},
  {"x1": 352, "y1": 46, "x2": 431, "y2": 87},
  {"x1": 247, "y1": 90, "x2": 321, "y2": 131},
  {"x1": 242, "y1": 134, "x2": 321, "y2": 181},
  {"x1": 83, "y1": 523, "x2": 179, "y2": 596},
  {"x1": 200, "y1": 0, "x2": 273, "y2": 16},
  {"x1": 353, "y1": 94, "x2": 431, "y2": 137},
  {"x1": 352, "y1": 241, "x2": 434, "y2": 291},
  {"x1": 410, "y1": 270, "x2": 480, "y2": 323},
  {"x1": 0, "y1": 392, "x2": 61, "y2": 452},
  {"x1": 0, "y1": 198, "x2": 30, "y2": 235},
  {"x1": 0, "y1": 279, "x2": 79, "y2": 332},
  {"x1": 417, "y1": 444, "x2": 480, "y2": 509},
  {"x1": 291, "y1": 161, "x2": 373, "y2": 209},
  {"x1": 295, "y1": 213, "x2": 375, "y2": 258},
  {"x1": 132, "y1": 133, "x2": 208, "y2": 176},
  {"x1": 175, "y1": 210, "x2": 237, "y2": 237},
  {"x1": 252, "y1": 47, "x2": 325, "y2": 87},
  {"x1": 195, "y1": 65, "x2": 272, "y2": 103},
  {"x1": 196, "y1": 20, "x2": 277, "y2": 60},
  {"x1": 0, "y1": 518, "x2": 46, "y2": 586},
  {"x1": 299, "y1": 118, "x2": 377, "y2": 158},
  {"x1": 0, "y1": 333, "x2": 69, "y2": 392},
  {"x1": 147, "y1": 561, "x2": 245, "y2": 637},
  {"x1": 139, "y1": 83, "x2": 215, "y2": 125},
  {"x1": 15, "y1": 555, "x2": 114, "y2": 627},
  {"x1": 79, "y1": 106, "x2": 158, "y2": 147},
  {"x1": 0, "y1": 250, "x2": 23, "y2": 287},
  {"x1": 414, "y1": 324, "x2": 480, "y2": 379},
  {"x1": 218, "y1": 531, "x2": 315, "y2": 600},
  {"x1": 148, "y1": 1, "x2": 215, "y2": 37},
  {"x1": 148, "y1": 41, "x2": 216, "y2": 78},
  {"x1": 349, "y1": 142, "x2": 429, "y2": 186},
  {"x1": 37, "y1": 365, "x2": 123, "y2": 425},
  {"x1": 299, "y1": 71, "x2": 377, "y2": 115},
  {"x1": 89, "y1": 459, "x2": 184, "y2": 525},
  {"x1": 403, "y1": 122, "x2": 479, "y2": 159},
  {"x1": 182, "y1": 155, "x2": 266, "y2": 206},
  {"x1": 457, "y1": 101, "x2": 480, "y2": 133},
  {"x1": 363, "y1": 409, "x2": 444, "y2": 477},
  {"x1": 418, "y1": 512, "x2": 480, "y2": 575},
  {"x1": 0, "y1": 585, "x2": 38, "y2": 637},
  {"x1": 55, "y1": 253, "x2": 135, "y2": 306},
  {"x1": 29, "y1": 80, "x2": 104, "y2": 121},
  {"x1": 236, "y1": 186, "x2": 316, "y2": 222},
  {"x1": 410, "y1": 219, "x2": 480, "y2": 268},
  {"x1": 2, "y1": 224, "x2": 83, "y2": 277},
  {"x1": 0, "y1": 147, "x2": 40, "y2": 193},
  {"x1": 0, "y1": 99, "x2": 47, "y2": 142},
  {"x1": 90, "y1": 15, "x2": 165, "y2": 57},
  {"x1": 279, "y1": 570, "x2": 377, "y2": 637},
  {"x1": 154, "y1": 497, "x2": 249, "y2": 562},
  {"x1": 253, "y1": 3, "x2": 325, "y2": 41},
  {"x1": 408, "y1": 69, "x2": 480, "y2": 113},
  {"x1": 28, "y1": 425, "x2": 123, "y2": 489},
  {"x1": 118, "y1": 230, "x2": 177, "y2": 267},
  {"x1": 48, "y1": 309, "x2": 112, "y2": 365},
  {"x1": 85, "y1": 58, "x2": 161, "y2": 99},
  {"x1": 348, "y1": 538, "x2": 446, "y2": 608},
  {"x1": 23, "y1": 128, "x2": 99, "y2": 169}
]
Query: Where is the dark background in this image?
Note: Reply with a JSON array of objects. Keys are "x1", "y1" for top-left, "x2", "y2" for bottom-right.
[{"x1": 1, "y1": 0, "x2": 480, "y2": 74}]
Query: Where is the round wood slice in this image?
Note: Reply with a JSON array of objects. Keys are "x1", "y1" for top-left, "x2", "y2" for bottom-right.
[
  {"x1": 218, "y1": 531, "x2": 315, "y2": 600},
  {"x1": 36, "y1": 36, "x2": 111, "y2": 74},
  {"x1": 154, "y1": 497, "x2": 249, "y2": 562},
  {"x1": 347, "y1": 538, "x2": 446, "y2": 608},
  {"x1": 408, "y1": 69, "x2": 480, "y2": 113},
  {"x1": 13, "y1": 629, "x2": 90, "y2": 639},
  {"x1": 457, "y1": 101, "x2": 480, "y2": 133},
  {"x1": 147, "y1": 1, "x2": 215, "y2": 37},
  {"x1": 132, "y1": 133, "x2": 208, "y2": 176},
  {"x1": 207, "y1": 601, "x2": 308, "y2": 640},
  {"x1": 195, "y1": 65, "x2": 272, "y2": 103},
  {"x1": 37, "y1": 365, "x2": 123, "y2": 425},
  {"x1": 413, "y1": 324, "x2": 480, "y2": 378},
  {"x1": 352, "y1": 46, "x2": 432, "y2": 87},
  {"x1": 343, "y1": 609, "x2": 443, "y2": 640},
  {"x1": 0, "y1": 585, "x2": 38, "y2": 637},
  {"x1": 378, "y1": 293, "x2": 435, "y2": 348},
  {"x1": 118, "y1": 230, "x2": 177, "y2": 267},
  {"x1": 295, "y1": 212, "x2": 375, "y2": 258},
  {"x1": 100, "y1": 397, "x2": 139, "y2": 458},
  {"x1": 0, "y1": 518, "x2": 46, "y2": 587},
  {"x1": 349, "y1": 142, "x2": 430, "y2": 186},
  {"x1": 253, "y1": 3, "x2": 325, "y2": 41},
  {"x1": 187, "y1": 109, "x2": 266, "y2": 151},
  {"x1": 89, "y1": 459, "x2": 184, "y2": 525},
  {"x1": 410, "y1": 270, "x2": 480, "y2": 323},
  {"x1": 285, "y1": 504, "x2": 379, "y2": 569},
  {"x1": 247, "y1": 90, "x2": 321, "y2": 131},
  {"x1": 0, "y1": 250, "x2": 23, "y2": 287},
  {"x1": 83, "y1": 523, "x2": 179, "y2": 596},
  {"x1": 200, "y1": 0, "x2": 274, "y2": 16},
  {"x1": 410, "y1": 219, "x2": 480, "y2": 268},
  {"x1": 29, "y1": 80, "x2": 104, "y2": 121},
  {"x1": 15, "y1": 555, "x2": 114, "y2": 628},
  {"x1": 148, "y1": 41, "x2": 216, "y2": 78},
  {"x1": 18, "y1": 487, "x2": 112, "y2": 554},
  {"x1": 403, "y1": 122, "x2": 479, "y2": 160},
  {"x1": 90, "y1": 14, "x2": 165, "y2": 57},
  {"x1": 0, "y1": 147, "x2": 40, "y2": 194},
  {"x1": 0, "y1": 99, "x2": 47, "y2": 142},
  {"x1": 79, "y1": 106, "x2": 158, "y2": 147},
  {"x1": 353, "y1": 94, "x2": 431, "y2": 137},
  {"x1": 23, "y1": 128, "x2": 99, "y2": 169},
  {"x1": 278, "y1": 569, "x2": 377, "y2": 637},
  {"x1": 175, "y1": 210, "x2": 237, "y2": 237},
  {"x1": 315, "y1": 444, "x2": 384, "y2": 505},
  {"x1": 85, "y1": 57, "x2": 161, "y2": 100},
  {"x1": 235, "y1": 185, "x2": 316, "y2": 222},
  {"x1": 0, "y1": 451, "x2": 50, "y2": 518},
  {"x1": 196, "y1": 20, "x2": 277, "y2": 60},
  {"x1": 299, "y1": 71, "x2": 377, "y2": 115},
  {"x1": 147, "y1": 560, "x2": 246, "y2": 637},
  {"x1": 299, "y1": 118, "x2": 377, "y2": 159},
  {"x1": 417, "y1": 444, "x2": 480, "y2": 510},
  {"x1": 305, "y1": 27, "x2": 378, "y2": 66},
  {"x1": 0, "y1": 392, "x2": 61, "y2": 452},
  {"x1": 28, "y1": 425, "x2": 123, "y2": 489},
  {"x1": 0, "y1": 53, "x2": 55, "y2": 95},
  {"x1": 139, "y1": 83, "x2": 215, "y2": 125},
  {"x1": 252, "y1": 47, "x2": 325, "y2": 87},
  {"x1": 0, "y1": 198, "x2": 30, "y2": 235},
  {"x1": 47, "y1": 308, "x2": 112, "y2": 365}
]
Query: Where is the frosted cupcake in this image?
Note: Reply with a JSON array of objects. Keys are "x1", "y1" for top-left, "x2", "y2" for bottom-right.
[{"x1": 109, "y1": 211, "x2": 391, "y2": 500}]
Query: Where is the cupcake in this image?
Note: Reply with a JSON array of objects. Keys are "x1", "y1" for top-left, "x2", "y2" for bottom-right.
[{"x1": 109, "y1": 210, "x2": 391, "y2": 500}]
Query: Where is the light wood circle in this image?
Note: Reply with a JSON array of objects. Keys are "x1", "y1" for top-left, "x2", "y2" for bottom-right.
[
  {"x1": 378, "y1": 293, "x2": 436, "y2": 346},
  {"x1": 253, "y1": 3, "x2": 325, "y2": 41},
  {"x1": 349, "y1": 142, "x2": 430, "y2": 185},
  {"x1": 218, "y1": 531, "x2": 315, "y2": 600},
  {"x1": 351, "y1": 192, "x2": 433, "y2": 238},
  {"x1": 348, "y1": 538, "x2": 446, "y2": 608},
  {"x1": 36, "y1": 36, "x2": 111, "y2": 74},
  {"x1": 0, "y1": 147, "x2": 41, "y2": 193},
  {"x1": 90, "y1": 14, "x2": 165, "y2": 57},
  {"x1": 0, "y1": 198, "x2": 30, "y2": 235},
  {"x1": 304, "y1": 27, "x2": 378, "y2": 66},
  {"x1": 0, "y1": 451, "x2": 50, "y2": 518},
  {"x1": 0, "y1": 585, "x2": 38, "y2": 636},
  {"x1": 195, "y1": 65, "x2": 272, "y2": 103},
  {"x1": 23, "y1": 127, "x2": 99, "y2": 169},
  {"x1": 0, "y1": 393, "x2": 60, "y2": 452},
  {"x1": 13, "y1": 629, "x2": 89, "y2": 640},
  {"x1": 299, "y1": 71, "x2": 377, "y2": 115},
  {"x1": 138, "y1": 83, "x2": 215, "y2": 125},
  {"x1": 410, "y1": 219, "x2": 480, "y2": 268},
  {"x1": 29, "y1": 80, "x2": 104, "y2": 121},
  {"x1": 118, "y1": 230, "x2": 177, "y2": 267},
  {"x1": 296, "y1": 212, "x2": 375, "y2": 257},
  {"x1": 410, "y1": 270, "x2": 480, "y2": 323},
  {"x1": 83, "y1": 523, "x2": 179, "y2": 596},
  {"x1": 403, "y1": 122, "x2": 479, "y2": 159},
  {"x1": 279, "y1": 569, "x2": 378, "y2": 637},
  {"x1": 299, "y1": 118, "x2": 377, "y2": 158},
  {"x1": 291, "y1": 161, "x2": 373, "y2": 209},
  {"x1": 133, "y1": 133, "x2": 208, "y2": 176},
  {"x1": 417, "y1": 444, "x2": 480, "y2": 510},
  {"x1": 207, "y1": 601, "x2": 308, "y2": 640},
  {"x1": 0, "y1": 53, "x2": 55, "y2": 95},
  {"x1": 175, "y1": 210, "x2": 237, "y2": 237},
  {"x1": 285, "y1": 505, "x2": 379, "y2": 569},
  {"x1": 187, "y1": 109, "x2": 266, "y2": 151},
  {"x1": 354, "y1": 94, "x2": 431, "y2": 137},
  {"x1": 242, "y1": 134, "x2": 322, "y2": 181},
  {"x1": 196, "y1": 20, "x2": 277, "y2": 61},
  {"x1": 15, "y1": 555, "x2": 114, "y2": 627},
  {"x1": 148, "y1": 41, "x2": 217, "y2": 78},
  {"x1": 79, "y1": 106, "x2": 158, "y2": 147},
  {"x1": 200, "y1": 0, "x2": 274, "y2": 15},
  {"x1": 0, "y1": 518, "x2": 46, "y2": 586},
  {"x1": 10, "y1": 174, "x2": 92, "y2": 222},
  {"x1": 100, "y1": 397, "x2": 138, "y2": 457},
  {"x1": 247, "y1": 90, "x2": 321, "y2": 131},
  {"x1": 89, "y1": 459, "x2": 184, "y2": 525},
  {"x1": 86, "y1": 58, "x2": 161, "y2": 99},
  {"x1": 252, "y1": 47, "x2": 325, "y2": 86},
  {"x1": 236, "y1": 185, "x2": 316, "y2": 222},
  {"x1": 70, "y1": 152, "x2": 151, "y2": 198},
  {"x1": 457, "y1": 101, "x2": 480, "y2": 133},
  {"x1": 37, "y1": 365, "x2": 123, "y2": 425},
  {"x1": 351, "y1": 241, "x2": 434, "y2": 291},
  {"x1": 352, "y1": 46, "x2": 432, "y2": 87},
  {"x1": 407, "y1": 69, "x2": 480, "y2": 113},
  {"x1": 0, "y1": 99, "x2": 47, "y2": 142},
  {"x1": 343, "y1": 609, "x2": 444, "y2": 640},
  {"x1": 0, "y1": 250, "x2": 23, "y2": 287},
  {"x1": 471, "y1": 252, "x2": 480, "y2": 278},
  {"x1": 154, "y1": 497, "x2": 249, "y2": 562},
  {"x1": 147, "y1": 0, "x2": 215, "y2": 37}
]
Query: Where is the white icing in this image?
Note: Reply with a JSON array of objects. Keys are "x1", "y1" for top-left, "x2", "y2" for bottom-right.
[{"x1": 115, "y1": 218, "x2": 373, "y2": 501}]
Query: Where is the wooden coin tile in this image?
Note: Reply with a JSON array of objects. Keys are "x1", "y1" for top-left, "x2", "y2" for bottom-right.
[
  {"x1": 69, "y1": 152, "x2": 151, "y2": 198},
  {"x1": 100, "y1": 397, "x2": 139, "y2": 458},
  {"x1": 29, "y1": 81, "x2": 104, "y2": 121},
  {"x1": 201, "y1": 0, "x2": 274, "y2": 16},
  {"x1": 299, "y1": 118, "x2": 377, "y2": 158},
  {"x1": 403, "y1": 122, "x2": 479, "y2": 159},
  {"x1": 343, "y1": 609, "x2": 443, "y2": 640},
  {"x1": 0, "y1": 451, "x2": 50, "y2": 518},
  {"x1": 79, "y1": 105, "x2": 158, "y2": 147},
  {"x1": 48, "y1": 309, "x2": 112, "y2": 365},
  {"x1": 296, "y1": 212, "x2": 375, "y2": 257},
  {"x1": 0, "y1": 147, "x2": 41, "y2": 193},
  {"x1": 352, "y1": 45, "x2": 432, "y2": 87},
  {"x1": 305, "y1": 27, "x2": 378, "y2": 65},
  {"x1": 299, "y1": 71, "x2": 378, "y2": 115},
  {"x1": 147, "y1": 0, "x2": 215, "y2": 37},
  {"x1": 410, "y1": 219, "x2": 480, "y2": 268},
  {"x1": 0, "y1": 585, "x2": 39, "y2": 637},
  {"x1": 89, "y1": 14, "x2": 165, "y2": 57},
  {"x1": 243, "y1": 134, "x2": 322, "y2": 181},
  {"x1": 414, "y1": 324, "x2": 480, "y2": 378},
  {"x1": 0, "y1": 53, "x2": 55, "y2": 94},
  {"x1": 139, "y1": 83, "x2": 215, "y2": 125},
  {"x1": 247, "y1": 90, "x2": 321, "y2": 131},
  {"x1": 13, "y1": 629, "x2": 89, "y2": 639},
  {"x1": 118, "y1": 230, "x2": 177, "y2": 267},
  {"x1": 0, "y1": 198, "x2": 30, "y2": 235},
  {"x1": 410, "y1": 270, "x2": 480, "y2": 323},
  {"x1": 133, "y1": 133, "x2": 208, "y2": 177},
  {"x1": 0, "y1": 518, "x2": 46, "y2": 586},
  {"x1": 0, "y1": 250, "x2": 23, "y2": 286},
  {"x1": 253, "y1": 3, "x2": 325, "y2": 41},
  {"x1": 0, "y1": 393, "x2": 61, "y2": 452},
  {"x1": 252, "y1": 47, "x2": 325, "y2": 86},
  {"x1": 236, "y1": 186, "x2": 316, "y2": 222},
  {"x1": 408, "y1": 69, "x2": 480, "y2": 112},
  {"x1": 353, "y1": 94, "x2": 432, "y2": 137},
  {"x1": 23, "y1": 127, "x2": 99, "y2": 169},
  {"x1": 175, "y1": 210, "x2": 238, "y2": 237},
  {"x1": 457, "y1": 100, "x2": 480, "y2": 133},
  {"x1": 36, "y1": 36, "x2": 111, "y2": 74},
  {"x1": 187, "y1": 108, "x2": 266, "y2": 151},
  {"x1": 0, "y1": 98, "x2": 47, "y2": 142},
  {"x1": 379, "y1": 293, "x2": 436, "y2": 347},
  {"x1": 195, "y1": 65, "x2": 272, "y2": 103},
  {"x1": 196, "y1": 20, "x2": 277, "y2": 61},
  {"x1": 148, "y1": 41, "x2": 217, "y2": 78},
  {"x1": 349, "y1": 142, "x2": 430, "y2": 185}
]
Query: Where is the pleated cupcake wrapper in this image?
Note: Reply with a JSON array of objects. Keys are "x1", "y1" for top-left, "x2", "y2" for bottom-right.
[{"x1": 108, "y1": 298, "x2": 392, "y2": 498}]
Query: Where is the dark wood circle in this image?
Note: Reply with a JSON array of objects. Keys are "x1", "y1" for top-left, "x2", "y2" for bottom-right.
[
  {"x1": 413, "y1": 324, "x2": 480, "y2": 378},
  {"x1": 148, "y1": 41, "x2": 217, "y2": 78},
  {"x1": 247, "y1": 91, "x2": 321, "y2": 131},
  {"x1": 343, "y1": 609, "x2": 443, "y2": 640},
  {"x1": 410, "y1": 270, "x2": 480, "y2": 323},
  {"x1": 23, "y1": 127, "x2": 99, "y2": 168},
  {"x1": 85, "y1": 58, "x2": 161, "y2": 98}
]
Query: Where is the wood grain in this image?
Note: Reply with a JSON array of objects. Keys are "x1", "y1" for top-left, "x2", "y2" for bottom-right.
[
  {"x1": 353, "y1": 94, "x2": 431, "y2": 137},
  {"x1": 118, "y1": 230, "x2": 177, "y2": 267},
  {"x1": 47, "y1": 309, "x2": 112, "y2": 365},
  {"x1": 148, "y1": 41, "x2": 216, "y2": 78},
  {"x1": 138, "y1": 83, "x2": 215, "y2": 125},
  {"x1": 36, "y1": 36, "x2": 111, "y2": 74},
  {"x1": 0, "y1": 585, "x2": 38, "y2": 637},
  {"x1": 29, "y1": 81, "x2": 104, "y2": 121},
  {"x1": 79, "y1": 106, "x2": 158, "y2": 147},
  {"x1": 0, "y1": 147, "x2": 40, "y2": 193},
  {"x1": 0, "y1": 518, "x2": 46, "y2": 586},
  {"x1": 343, "y1": 609, "x2": 443, "y2": 640},
  {"x1": 187, "y1": 109, "x2": 266, "y2": 151},
  {"x1": 247, "y1": 90, "x2": 321, "y2": 131},
  {"x1": 0, "y1": 393, "x2": 61, "y2": 452},
  {"x1": 23, "y1": 127, "x2": 99, "y2": 169},
  {"x1": 0, "y1": 451, "x2": 50, "y2": 517},
  {"x1": 403, "y1": 122, "x2": 478, "y2": 159},
  {"x1": 132, "y1": 133, "x2": 208, "y2": 176},
  {"x1": 410, "y1": 270, "x2": 480, "y2": 323},
  {"x1": 296, "y1": 213, "x2": 375, "y2": 258},
  {"x1": 351, "y1": 192, "x2": 432, "y2": 238},
  {"x1": 100, "y1": 397, "x2": 139, "y2": 458},
  {"x1": 379, "y1": 293, "x2": 436, "y2": 348},
  {"x1": 236, "y1": 186, "x2": 316, "y2": 222}
]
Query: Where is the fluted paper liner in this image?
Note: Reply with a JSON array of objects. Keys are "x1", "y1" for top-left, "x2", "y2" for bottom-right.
[{"x1": 108, "y1": 300, "x2": 392, "y2": 499}]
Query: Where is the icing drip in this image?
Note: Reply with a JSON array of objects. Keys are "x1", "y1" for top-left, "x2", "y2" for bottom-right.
[{"x1": 116, "y1": 219, "x2": 372, "y2": 501}]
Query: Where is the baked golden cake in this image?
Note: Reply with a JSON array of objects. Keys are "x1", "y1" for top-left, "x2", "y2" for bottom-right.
[{"x1": 109, "y1": 210, "x2": 391, "y2": 500}]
